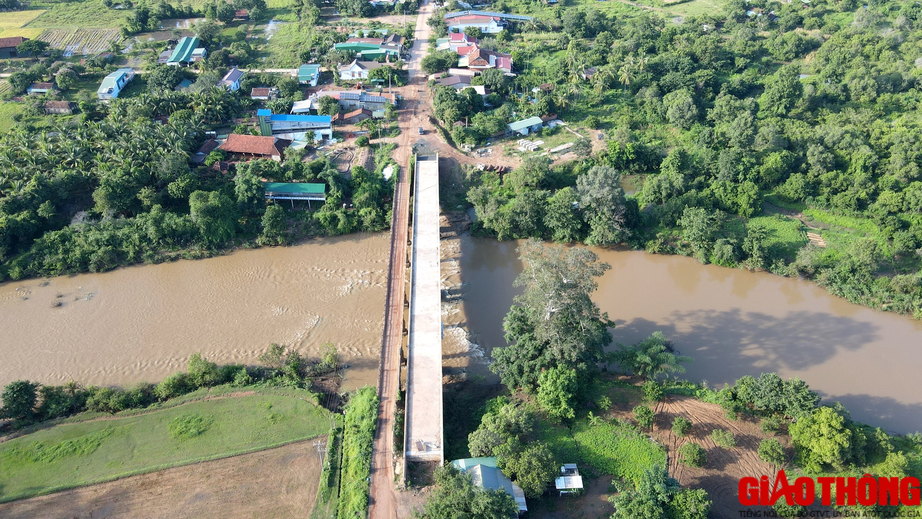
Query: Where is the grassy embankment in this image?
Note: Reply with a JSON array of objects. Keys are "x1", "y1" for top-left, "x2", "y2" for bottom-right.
[
  {"x1": 337, "y1": 386, "x2": 379, "y2": 519},
  {"x1": 0, "y1": 387, "x2": 330, "y2": 503}
]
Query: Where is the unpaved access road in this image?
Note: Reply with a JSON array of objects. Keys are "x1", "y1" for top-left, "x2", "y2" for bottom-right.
[{"x1": 0, "y1": 440, "x2": 323, "y2": 519}]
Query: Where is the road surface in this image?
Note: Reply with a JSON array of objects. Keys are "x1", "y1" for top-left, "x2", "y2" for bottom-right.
[{"x1": 367, "y1": 2, "x2": 435, "y2": 518}]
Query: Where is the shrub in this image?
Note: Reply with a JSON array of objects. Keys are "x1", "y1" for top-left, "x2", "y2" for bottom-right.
[
  {"x1": 155, "y1": 372, "x2": 192, "y2": 401},
  {"x1": 356, "y1": 135, "x2": 369, "y2": 147},
  {"x1": 761, "y1": 416, "x2": 780, "y2": 435},
  {"x1": 678, "y1": 442, "x2": 706, "y2": 467},
  {"x1": 758, "y1": 438, "x2": 785, "y2": 466},
  {"x1": 643, "y1": 381, "x2": 664, "y2": 402},
  {"x1": 672, "y1": 416, "x2": 692, "y2": 437},
  {"x1": 633, "y1": 404, "x2": 654, "y2": 429},
  {"x1": 710, "y1": 429, "x2": 736, "y2": 448}
]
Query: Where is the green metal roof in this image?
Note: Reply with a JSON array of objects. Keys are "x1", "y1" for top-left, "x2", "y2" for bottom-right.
[
  {"x1": 262, "y1": 182, "x2": 326, "y2": 194},
  {"x1": 507, "y1": 116, "x2": 544, "y2": 132},
  {"x1": 299, "y1": 64, "x2": 320, "y2": 79},
  {"x1": 334, "y1": 42, "x2": 381, "y2": 52},
  {"x1": 168, "y1": 36, "x2": 200, "y2": 64},
  {"x1": 450, "y1": 457, "x2": 499, "y2": 471}
]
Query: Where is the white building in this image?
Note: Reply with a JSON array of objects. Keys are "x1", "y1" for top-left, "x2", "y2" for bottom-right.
[
  {"x1": 338, "y1": 59, "x2": 386, "y2": 81},
  {"x1": 96, "y1": 68, "x2": 135, "y2": 100},
  {"x1": 218, "y1": 67, "x2": 244, "y2": 91}
]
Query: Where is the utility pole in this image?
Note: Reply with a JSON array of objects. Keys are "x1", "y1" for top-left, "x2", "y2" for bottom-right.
[{"x1": 313, "y1": 438, "x2": 327, "y2": 467}]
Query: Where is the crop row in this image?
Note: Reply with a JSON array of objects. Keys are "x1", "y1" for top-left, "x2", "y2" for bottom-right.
[{"x1": 38, "y1": 28, "x2": 121, "y2": 55}]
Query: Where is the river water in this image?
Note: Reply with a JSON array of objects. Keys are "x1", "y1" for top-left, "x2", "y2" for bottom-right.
[
  {"x1": 450, "y1": 236, "x2": 922, "y2": 434},
  {"x1": 0, "y1": 233, "x2": 389, "y2": 392},
  {"x1": 3, "y1": 230, "x2": 921, "y2": 433}
]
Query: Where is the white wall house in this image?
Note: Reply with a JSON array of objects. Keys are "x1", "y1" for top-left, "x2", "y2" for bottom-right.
[
  {"x1": 338, "y1": 59, "x2": 384, "y2": 81},
  {"x1": 447, "y1": 15, "x2": 504, "y2": 34},
  {"x1": 96, "y1": 68, "x2": 135, "y2": 101}
]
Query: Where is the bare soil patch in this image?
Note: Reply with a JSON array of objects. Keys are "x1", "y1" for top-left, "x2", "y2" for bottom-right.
[{"x1": 0, "y1": 440, "x2": 323, "y2": 519}]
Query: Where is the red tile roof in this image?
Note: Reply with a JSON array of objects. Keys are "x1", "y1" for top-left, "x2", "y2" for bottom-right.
[
  {"x1": 218, "y1": 134, "x2": 286, "y2": 157},
  {"x1": 43, "y1": 101, "x2": 74, "y2": 110},
  {"x1": 250, "y1": 87, "x2": 274, "y2": 97},
  {"x1": 0, "y1": 36, "x2": 26, "y2": 49},
  {"x1": 30, "y1": 82, "x2": 55, "y2": 90}
]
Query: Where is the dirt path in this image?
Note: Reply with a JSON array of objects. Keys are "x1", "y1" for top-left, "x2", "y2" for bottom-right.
[
  {"x1": 367, "y1": 3, "x2": 436, "y2": 519},
  {"x1": 0, "y1": 440, "x2": 323, "y2": 519}
]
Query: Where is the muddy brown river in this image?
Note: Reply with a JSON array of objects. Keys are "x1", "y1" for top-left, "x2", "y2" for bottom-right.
[
  {"x1": 0, "y1": 233, "x2": 389, "y2": 392},
  {"x1": 449, "y1": 236, "x2": 922, "y2": 434},
  {"x1": 2, "y1": 231, "x2": 921, "y2": 433}
]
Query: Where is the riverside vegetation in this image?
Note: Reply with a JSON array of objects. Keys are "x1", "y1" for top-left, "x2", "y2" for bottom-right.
[
  {"x1": 0, "y1": 88, "x2": 395, "y2": 282},
  {"x1": 423, "y1": 0, "x2": 922, "y2": 319},
  {"x1": 427, "y1": 240, "x2": 922, "y2": 518},
  {"x1": 0, "y1": 343, "x2": 381, "y2": 519}
]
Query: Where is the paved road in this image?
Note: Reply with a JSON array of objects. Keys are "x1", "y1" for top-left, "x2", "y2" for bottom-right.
[{"x1": 367, "y1": 2, "x2": 434, "y2": 519}]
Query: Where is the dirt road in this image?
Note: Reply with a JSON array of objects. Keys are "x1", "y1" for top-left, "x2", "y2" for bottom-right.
[{"x1": 367, "y1": 3, "x2": 435, "y2": 519}]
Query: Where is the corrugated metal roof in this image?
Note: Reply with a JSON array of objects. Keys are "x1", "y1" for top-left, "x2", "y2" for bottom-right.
[
  {"x1": 507, "y1": 116, "x2": 543, "y2": 132},
  {"x1": 450, "y1": 457, "x2": 498, "y2": 470},
  {"x1": 168, "y1": 36, "x2": 199, "y2": 63},
  {"x1": 269, "y1": 114, "x2": 331, "y2": 123},
  {"x1": 262, "y1": 182, "x2": 326, "y2": 194}
]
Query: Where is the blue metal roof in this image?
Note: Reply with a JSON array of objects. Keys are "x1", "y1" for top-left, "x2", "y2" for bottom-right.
[
  {"x1": 269, "y1": 114, "x2": 332, "y2": 123},
  {"x1": 257, "y1": 109, "x2": 272, "y2": 116}
]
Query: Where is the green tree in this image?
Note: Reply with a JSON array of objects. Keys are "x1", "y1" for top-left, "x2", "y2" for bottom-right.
[
  {"x1": 677, "y1": 207, "x2": 720, "y2": 256},
  {"x1": 642, "y1": 380, "x2": 664, "y2": 402},
  {"x1": 502, "y1": 442, "x2": 556, "y2": 498},
  {"x1": 758, "y1": 438, "x2": 785, "y2": 467},
  {"x1": 491, "y1": 239, "x2": 613, "y2": 393},
  {"x1": 187, "y1": 352, "x2": 222, "y2": 388},
  {"x1": 259, "y1": 203, "x2": 287, "y2": 245},
  {"x1": 609, "y1": 465, "x2": 680, "y2": 519},
  {"x1": 678, "y1": 442, "x2": 706, "y2": 467},
  {"x1": 417, "y1": 465, "x2": 517, "y2": 519},
  {"x1": 318, "y1": 95, "x2": 339, "y2": 116},
  {"x1": 234, "y1": 167, "x2": 265, "y2": 215},
  {"x1": 789, "y1": 406, "x2": 851, "y2": 472},
  {"x1": 760, "y1": 64, "x2": 802, "y2": 116},
  {"x1": 543, "y1": 187, "x2": 583, "y2": 243},
  {"x1": 633, "y1": 404, "x2": 654, "y2": 429},
  {"x1": 189, "y1": 190, "x2": 238, "y2": 246},
  {"x1": 662, "y1": 89, "x2": 698, "y2": 129},
  {"x1": 612, "y1": 331, "x2": 691, "y2": 381},
  {"x1": 55, "y1": 68, "x2": 79, "y2": 91},
  {"x1": 216, "y1": 2, "x2": 236, "y2": 23},
  {"x1": 672, "y1": 416, "x2": 692, "y2": 437},
  {"x1": 537, "y1": 366, "x2": 577, "y2": 421},
  {"x1": 577, "y1": 165, "x2": 633, "y2": 245},
  {"x1": 668, "y1": 488, "x2": 711, "y2": 519},
  {"x1": 16, "y1": 39, "x2": 50, "y2": 56},
  {"x1": 1, "y1": 380, "x2": 39, "y2": 422}
]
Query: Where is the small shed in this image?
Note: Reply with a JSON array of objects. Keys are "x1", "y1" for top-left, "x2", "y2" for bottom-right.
[
  {"x1": 554, "y1": 464, "x2": 583, "y2": 495},
  {"x1": 451, "y1": 457, "x2": 527, "y2": 513},
  {"x1": 263, "y1": 182, "x2": 326, "y2": 207},
  {"x1": 43, "y1": 100, "x2": 75, "y2": 115},
  {"x1": 27, "y1": 82, "x2": 55, "y2": 95},
  {"x1": 507, "y1": 116, "x2": 544, "y2": 136},
  {"x1": 251, "y1": 87, "x2": 279, "y2": 101},
  {"x1": 299, "y1": 64, "x2": 321, "y2": 87}
]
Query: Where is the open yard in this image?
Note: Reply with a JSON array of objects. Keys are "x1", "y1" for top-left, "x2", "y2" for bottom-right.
[
  {"x1": 0, "y1": 390, "x2": 330, "y2": 502},
  {"x1": 0, "y1": 439, "x2": 323, "y2": 519}
]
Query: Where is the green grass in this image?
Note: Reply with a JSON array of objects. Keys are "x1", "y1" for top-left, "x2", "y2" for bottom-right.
[
  {"x1": 310, "y1": 418, "x2": 343, "y2": 519},
  {"x1": 337, "y1": 386, "x2": 378, "y2": 519},
  {"x1": 263, "y1": 22, "x2": 314, "y2": 67},
  {"x1": 0, "y1": 9, "x2": 46, "y2": 30},
  {"x1": 571, "y1": 420, "x2": 666, "y2": 485},
  {"x1": 0, "y1": 103, "x2": 25, "y2": 133},
  {"x1": 26, "y1": 0, "x2": 128, "y2": 29},
  {"x1": 746, "y1": 215, "x2": 807, "y2": 261},
  {"x1": 0, "y1": 390, "x2": 329, "y2": 502}
]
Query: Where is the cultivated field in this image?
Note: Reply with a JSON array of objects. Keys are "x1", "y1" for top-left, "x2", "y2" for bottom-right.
[
  {"x1": 24, "y1": 0, "x2": 128, "y2": 28},
  {"x1": 0, "y1": 390, "x2": 330, "y2": 502},
  {"x1": 0, "y1": 440, "x2": 323, "y2": 519},
  {"x1": 37, "y1": 28, "x2": 122, "y2": 55},
  {"x1": 0, "y1": 9, "x2": 45, "y2": 30}
]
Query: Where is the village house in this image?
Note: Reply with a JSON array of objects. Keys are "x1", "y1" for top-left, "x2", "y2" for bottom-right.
[
  {"x1": 446, "y1": 14, "x2": 505, "y2": 34},
  {"x1": 43, "y1": 101, "x2": 75, "y2": 115},
  {"x1": 332, "y1": 108, "x2": 373, "y2": 125},
  {"x1": 218, "y1": 67, "x2": 244, "y2": 91},
  {"x1": 507, "y1": 116, "x2": 544, "y2": 136},
  {"x1": 97, "y1": 68, "x2": 136, "y2": 100},
  {"x1": 437, "y1": 32, "x2": 477, "y2": 51},
  {"x1": 436, "y1": 75, "x2": 471, "y2": 89},
  {"x1": 27, "y1": 82, "x2": 56, "y2": 95},
  {"x1": 167, "y1": 36, "x2": 204, "y2": 66},
  {"x1": 217, "y1": 134, "x2": 290, "y2": 161},
  {"x1": 458, "y1": 48, "x2": 513, "y2": 73},
  {"x1": 250, "y1": 87, "x2": 279, "y2": 101},
  {"x1": 257, "y1": 109, "x2": 333, "y2": 141},
  {"x1": 190, "y1": 139, "x2": 220, "y2": 164},
  {"x1": 299, "y1": 64, "x2": 321, "y2": 87},
  {"x1": 234, "y1": 9, "x2": 249, "y2": 20},
  {"x1": 0, "y1": 36, "x2": 27, "y2": 59},
  {"x1": 338, "y1": 59, "x2": 386, "y2": 81},
  {"x1": 191, "y1": 48, "x2": 207, "y2": 63},
  {"x1": 451, "y1": 458, "x2": 527, "y2": 514}
]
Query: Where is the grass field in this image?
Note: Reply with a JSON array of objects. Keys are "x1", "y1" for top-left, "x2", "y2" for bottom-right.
[
  {"x1": 746, "y1": 215, "x2": 807, "y2": 261},
  {"x1": 25, "y1": 0, "x2": 128, "y2": 29},
  {"x1": 0, "y1": 9, "x2": 46, "y2": 29},
  {"x1": 0, "y1": 103, "x2": 24, "y2": 133},
  {"x1": 0, "y1": 390, "x2": 330, "y2": 502}
]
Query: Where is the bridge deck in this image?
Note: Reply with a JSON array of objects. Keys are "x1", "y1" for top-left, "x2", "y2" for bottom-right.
[{"x1": 404, "y1": 154, "x2": 443, "y2": 462}]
